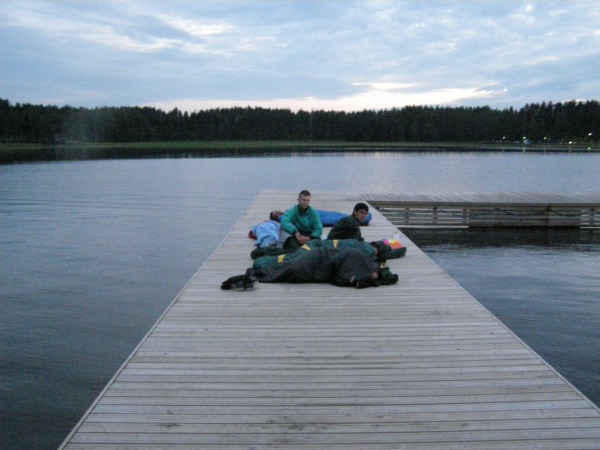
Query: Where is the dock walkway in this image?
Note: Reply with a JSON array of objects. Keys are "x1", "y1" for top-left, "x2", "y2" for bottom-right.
[
  {"x1": 364, "y1": 192, "x2": 599, "y2": 228},
  {"x1": 60, "y1": 191, "x2": 600, "y2": 449}
]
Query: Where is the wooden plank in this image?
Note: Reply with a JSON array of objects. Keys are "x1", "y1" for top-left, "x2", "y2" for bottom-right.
[
  {"x1": 364, "y1": 192, "x2": 600, "y2": 228},
  {"x1": 59, "y1": 190, "x2": 600, "y2": 449}
]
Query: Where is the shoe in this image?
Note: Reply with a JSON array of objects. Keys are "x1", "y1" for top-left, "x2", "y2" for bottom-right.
[
  {"x1": 231, "y1": 279, "x2": 254, "y2": 291},
  {"x1": 221, "y1": 273, "x2": 256, "y2": 291}
]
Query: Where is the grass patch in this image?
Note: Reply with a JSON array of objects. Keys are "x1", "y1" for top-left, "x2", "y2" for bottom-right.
[{"x1": 1, "y1": 140, "x2": 598, "y2": 163}]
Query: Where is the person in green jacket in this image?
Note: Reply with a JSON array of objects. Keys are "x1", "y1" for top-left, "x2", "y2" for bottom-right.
[{"x1": 280, "y1": 190, "x2": 323, "y2": 250}]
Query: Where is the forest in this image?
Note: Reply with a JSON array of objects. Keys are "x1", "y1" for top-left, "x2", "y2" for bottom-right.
[{"x1": 0, "y1": 97, "x2": 598, "y2": 145}]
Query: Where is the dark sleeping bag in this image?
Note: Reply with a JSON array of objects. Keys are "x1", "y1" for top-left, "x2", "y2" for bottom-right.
[
  {"x1": 255, "y1": 247, "x2": 379, "y2": 287},
  {"x1": 252, "y1": 238, "x2": 378, "y2": 269},
  {"x1": 329, "y1": 247, "x2": 381, "y2": 287}
]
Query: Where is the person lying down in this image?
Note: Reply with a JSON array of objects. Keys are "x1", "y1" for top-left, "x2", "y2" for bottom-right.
[
  {"x1": 251, "y1": 237, "x2": 406, "y2": 267},
  {"x1": 221, "y1": 247, "x2": 399, "y2": 291}
]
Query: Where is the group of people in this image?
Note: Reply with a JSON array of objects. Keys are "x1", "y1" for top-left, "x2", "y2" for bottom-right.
[
  {"x1": 221, "y1": 190, "x2": 402, "y2": 290},
  {"x1": 250, "y1": 190, "x2": 371, "y2": 251}
]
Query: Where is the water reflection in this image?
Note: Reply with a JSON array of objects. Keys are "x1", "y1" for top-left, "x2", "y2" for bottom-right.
[
  {"x1": 404, "y1": 227, "x2": 600, "y2": 248},
  {"x1": 1, "y1": 154, "x2": 599, "y2": 450},
  {"x1": 3, "y1": 145, "x2": 599, "y2": 164}
]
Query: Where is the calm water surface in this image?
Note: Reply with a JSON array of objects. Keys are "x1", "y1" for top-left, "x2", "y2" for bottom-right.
[{"x1": 1, "y1": 152, "x2": 599, "y2": 449}]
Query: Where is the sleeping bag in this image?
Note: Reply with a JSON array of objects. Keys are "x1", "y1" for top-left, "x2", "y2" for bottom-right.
[
  {"x1": 253, "y1": 247, "x2": 382, "y2": 287},
  {"x1": 252, "y1": 238, "x2": 378, "y2": 269},
  {"x1": 251, "y1": 220, "x2": 281, "y2": 248},
  {"x1": 317, "y1": 210, "x2": 372, "y2": 226}
]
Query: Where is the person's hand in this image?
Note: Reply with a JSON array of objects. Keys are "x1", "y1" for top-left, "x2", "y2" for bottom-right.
[{"x1": 296, "y1": 232, "x2": 309, "y2": 244}]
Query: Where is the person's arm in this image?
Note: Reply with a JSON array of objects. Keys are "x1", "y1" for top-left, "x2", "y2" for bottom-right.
[
  {"x1": 350, "y1": 217, "x2": 362, "y2": 240},
  {"x1": 327, "y1": 216, "x2": 359, "y2": 240},
  {"x1": 310, "y1": 207, "x2": 323, "y2": 238},
  {"x1": 280, "y1": 207, "x2": 298, "y2": 234}
]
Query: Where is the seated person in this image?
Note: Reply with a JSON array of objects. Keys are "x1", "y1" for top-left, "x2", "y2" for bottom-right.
[
  {"x1": 250, "y1": 210, "x2": 284, "y2": 248},
  {"x1": 279, "y1": 190, "x2": 323, "y2": 251},
  {"x1": 327, "y1": 202, "x2": 369, "y2": 241}
]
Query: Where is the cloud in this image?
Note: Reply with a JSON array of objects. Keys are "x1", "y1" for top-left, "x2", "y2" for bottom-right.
[
  {"x1": 2, "y1": 1, "x2": 170, "y2": 53},
  {"x1": 153, "y1": 15, "x2": 233, "y2": 39},
  {"x1": 1, "y1": 0, "x2": 599, "y2": 110},
  {"x1": 148, "y1": 83, "x2": 506, "y2": 113},
  {"x1": 1, "y1": 1, "x2": 256, "y2": 56}
]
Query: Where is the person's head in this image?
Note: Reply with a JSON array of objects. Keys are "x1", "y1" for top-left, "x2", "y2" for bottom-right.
[
  {"x1": 269, "y1": 210, "x2": 284, "y2": 221},
  {"x1": 352, "y1": 202, "x2": 369, "y2": 222},
  {"x1": 297, "y1": 190, "x2": 311, "y2": 211}
]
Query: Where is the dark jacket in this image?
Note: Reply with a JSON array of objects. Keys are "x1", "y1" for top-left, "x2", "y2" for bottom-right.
[
  {"x1": 327, "y1": 215, "x2": 362, "y2": 241},
  {"x1": 252, "y1": 238, "x2": 377, "y2": 269}
]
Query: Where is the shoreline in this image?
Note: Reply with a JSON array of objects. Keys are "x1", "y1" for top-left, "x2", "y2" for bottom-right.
[{"x1": 1, "y1": 140, "x2": 598, "y2": 163}]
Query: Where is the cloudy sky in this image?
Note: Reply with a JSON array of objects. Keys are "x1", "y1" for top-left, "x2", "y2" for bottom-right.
[{"x1": 1, "y1": 1, "x2": 599, "y2": 112}]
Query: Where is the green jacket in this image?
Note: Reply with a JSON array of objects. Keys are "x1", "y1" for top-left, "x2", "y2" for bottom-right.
[
  {"x1": 252, "y1": 238, "x2": 377, "y2": 269},
  {"x1": 280, "y1": 205, "x2": 323, "y2": 238}
]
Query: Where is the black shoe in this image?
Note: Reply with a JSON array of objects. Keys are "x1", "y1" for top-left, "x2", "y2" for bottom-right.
[
  {"x1": 221, "y1": 272, "x2": 256, "y2": 291},
  {"x1": 232, "y1": 279, "x2": 254, "y2": 291}
]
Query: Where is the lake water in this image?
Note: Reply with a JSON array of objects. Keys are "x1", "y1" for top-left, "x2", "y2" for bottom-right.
[{"x1": 1, "y1": 151, "x2": 599, "y2": 449}]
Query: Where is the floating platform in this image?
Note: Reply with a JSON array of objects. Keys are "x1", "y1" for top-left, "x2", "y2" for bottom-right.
[
  {"x1": 364, "y1": 192, "x2": 599, "y2": 228},
  {"x1": 60, "y1": 191, "x2": 600, "y2": 449}
]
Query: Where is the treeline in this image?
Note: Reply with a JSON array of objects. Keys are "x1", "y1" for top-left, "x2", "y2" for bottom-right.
[{"x1": 0, "y1": 97, "x2": 598, "y2": 144}]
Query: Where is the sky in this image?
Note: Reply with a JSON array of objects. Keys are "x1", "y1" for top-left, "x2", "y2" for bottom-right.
[{"x1": 1, "y1": 0, "x2": 599, "y2": 113}]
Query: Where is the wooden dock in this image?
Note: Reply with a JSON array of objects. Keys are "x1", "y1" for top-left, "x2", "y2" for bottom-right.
[
  {"x1": 364, "y1": 192, "x2": 599, "y2": 228},
  {"x1": 60, "y1": 191, "x2": 600, "y2": 449}
]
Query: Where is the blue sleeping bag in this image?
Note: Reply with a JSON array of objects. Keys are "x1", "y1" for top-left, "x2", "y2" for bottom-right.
[
  {"x1": 251, "y1": 220, "x2": 281, "y2": 248},
  {"x1": 317, "y1": 209, "x2": 372, "y2": 226}
]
